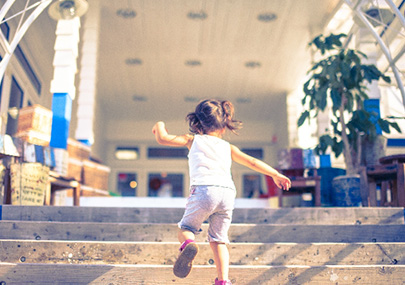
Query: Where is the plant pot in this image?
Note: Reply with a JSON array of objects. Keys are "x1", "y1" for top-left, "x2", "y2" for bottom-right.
[
  {"x1": 362, "y1": 135, "x2": 387, "y2": 166},
  {"x1": 332, "y1": 175, "x2": 362, "y2": 207}
]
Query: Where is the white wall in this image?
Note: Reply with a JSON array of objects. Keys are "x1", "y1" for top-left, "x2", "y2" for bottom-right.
[{"x1": 102, "y1": 117, "x2": 288, "y2": 196}]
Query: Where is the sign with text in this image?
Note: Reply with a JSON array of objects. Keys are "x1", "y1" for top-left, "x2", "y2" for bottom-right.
[{"x1": 10, "y1": 163, "x2": 49, "y2": 205}]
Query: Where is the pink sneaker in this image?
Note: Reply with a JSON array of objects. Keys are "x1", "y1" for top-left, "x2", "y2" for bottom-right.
[
  {"x1": 215, "y1": 278, "x2": 233, "y2": 285},
  {"x1": 173, "y1": 239, "x2": 199, "y2": 278}
]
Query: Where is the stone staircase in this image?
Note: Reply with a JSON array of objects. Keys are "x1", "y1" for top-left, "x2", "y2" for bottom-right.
[{"x1": 0, "y1": 205, "x2": 404, "y2": 284}]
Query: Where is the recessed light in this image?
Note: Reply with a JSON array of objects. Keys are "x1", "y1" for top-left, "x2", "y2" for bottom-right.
[
  {"x1": 184, "y1": 96, "x2": 200, "y2": 102},
  {"x1": 187, "y1": 11, "x2": 208, "y2": 20},
  {"x1": 245, "y1": 61, "x2": 261, "y2": 68},
  {"x1": 257, "y1": 12, "x2": 277, "y2": 22},
  {"x1": 236, "y1": 98, "x2": 252, "y2": 104},
  {"x1": 132, "y1": 95, "x2": 147, "y2": 102},
  {"x1": 185, "y1": 60, "x2": 202, "y2": 67},
  {"x1": 126, "y1": 58, "x2": 143, "y2": 65},
  {"x1": 117, "y1": 9, "x2": 136, "y2": 19}
]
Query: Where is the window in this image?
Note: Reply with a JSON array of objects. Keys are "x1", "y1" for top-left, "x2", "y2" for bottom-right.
[
  {"x1": 1, "y1": 21, "x2": 10, "y2": 40},
  {"x1": 0, "y1": 22, "x2": 9, "y2": 106},
  {"x1": 148, "y1": 173, "x2": 184, "y2": 197},
  {"x1": 14, "y1": 45, "x2": 41, "y2": 95},
  {"x1": 243, "y1": 174, "x2": 265, "y2": 198},
  {"x1": 6, "y1": 76, "x2": 24, "y2": 136},
  {"x1": 241, "y1": 148, "x2": 263, "y2": 159},
  {"x1": 0, "y1": 22, "x2": 41, "y2": 96},
  {"x1": 148, "y1": 147, "x2": 188, "y2": 159},
  {"x1": 117, "y1": 172, "x2": 138, "y2": 196}
]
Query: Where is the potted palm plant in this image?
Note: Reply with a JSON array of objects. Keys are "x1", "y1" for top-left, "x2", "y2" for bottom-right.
[{"x1": 298, "y1": 33, "x2": 401, "y2": 206}]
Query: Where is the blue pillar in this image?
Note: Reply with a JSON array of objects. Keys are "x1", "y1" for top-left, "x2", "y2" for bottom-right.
[
  {"x1": 364, "y1": 98, "x2": 382, "y2": 135},
  {"x1": 50, "y1": 93, "x2": 72, "y2": 149}
]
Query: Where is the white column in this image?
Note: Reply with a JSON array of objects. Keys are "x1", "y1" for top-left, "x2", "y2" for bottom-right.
[
  {"x1": 50, "y1": 18, "x2": 80, "y2": 98},
  {"x1": 355, "y1": 27, "x2": 381, "y2": 100},
  {"x1": 49, "y1": 18, "x2": 81, "y2": 149},
  {"x1": 75, "y1": 0, "x2": 100, "y2": 145}
]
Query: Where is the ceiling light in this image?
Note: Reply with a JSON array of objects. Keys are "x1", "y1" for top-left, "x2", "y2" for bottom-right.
[
  {"x1": 117, "y1": 9, "x2": 137, "y2": 19},
  {"x1": 245, "y1": 61, "x2": 261, "y2": 68},
  {"x1": 185, "y1": 60, "x2": 202, "y2": 67},
  {"x1": 364, "y1": 8, "x2": 395, "y2": 27},
  {"x1": 257, "y1": 12, "x2": 277, "y2": 22},
  {"x1": 132, "y1": 95, "x2": 147, "y2": 102},
  {"x1": 48, "y1": 0, "x2": 88, "y2": 20},
  {"x1": 236, "y1": 98, "x2": 252, "y2": 104},
  {"x1": 184, "y1": 96, "x2": 200, "y2": 102},
  {"x1": 115, "y1": 147, "x2": 139, "y2": 160},
  {"x1": 187, "y1": 11, "x2": 208, "y2": 20},
  {"x1": 126, "y1": 58, "x2": 143, "y2": 65}
]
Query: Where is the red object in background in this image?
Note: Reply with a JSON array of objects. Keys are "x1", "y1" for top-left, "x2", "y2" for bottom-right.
[
  {"x1": 118, "y1": 173, "x2": 127, "y2": 181},
  {"x1": 265, "y1": 175, "x2": 278, "y2": 197}
]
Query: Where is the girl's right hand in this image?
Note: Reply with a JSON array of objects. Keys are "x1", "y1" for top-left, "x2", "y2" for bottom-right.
[{"x1": 152, "y1": 121, "x2": 165, "y2": 135}]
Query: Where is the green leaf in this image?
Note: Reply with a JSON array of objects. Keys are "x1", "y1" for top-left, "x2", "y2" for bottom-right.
[
  {"x1": 362, "y1": 65, "x2": 382, "y2": 83},
  {"x1": 389, "y1": 121, "x2": 402, "y2": 133},
  {"x1": 382, "y1": 75, "x2": 391, "y2": 83},
  {"x1": 355, "y1": 49, "x2": 368, "y2": 59},
  {"x1": 345, "y1": 92, "x2": 354, "y2": 112},
  {"x1": 316, "y1": 134, "x2": 334, "y2": 154},
  {"x1": 377, "y1": 119, "x2": 390, "y2": 133},
  {"x1": 330, "y1": 88, "x2": 341, "y2": 113},
  {"x1": 330, "y1": 33, "x2": 346, "y2": 47},
  {"x1": 332, "y1": 140, "x2": 344, "y2": 158},
  {"x1": 297, "y1": 111, "x2": 310, "y2": 127},
  {"x1": 315, "y1": 84, "x2": 328, "y2": 110}
]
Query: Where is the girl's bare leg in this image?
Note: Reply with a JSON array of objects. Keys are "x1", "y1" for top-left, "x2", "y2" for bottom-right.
[
  {"x1": 210, "y1": 241, "x2": 229, "y2": 281},
  {"x1": 178, "y1": 228, "x2": 195, "y2": 243}
]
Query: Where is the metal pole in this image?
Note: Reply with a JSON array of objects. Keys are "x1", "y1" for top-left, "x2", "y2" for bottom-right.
[
  {"x1": 384, "y1": 0, "x2": 405, "y2": 29},
  {"x1": 0, "y1": 0, "x2": 16, "y2": 22},
  {"x1": 0, "y1": 0, "x2": 52, "y2": 83},
  {"x1": 344, "y1": 0, "x2": 405, "y2": 108}
]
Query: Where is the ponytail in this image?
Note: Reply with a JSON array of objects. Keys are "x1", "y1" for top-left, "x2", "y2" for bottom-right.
[
  {"x1": 221, "y1": 100, "x2": 242, "y2": 134},
  {"x1": 186, "y1": 112, "x2": 204, "y2": 134},
  {"x1": 186, "y1": 99, "x2": 242, "y2": 135}
]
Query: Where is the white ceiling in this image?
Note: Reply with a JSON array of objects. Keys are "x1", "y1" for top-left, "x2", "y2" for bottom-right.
[
  {"x1": 10, "y1": 0, "x2": 343, "y2": 123},
  {"x1": 95, "y1": 0, "x2": 342, "y2": 122}
]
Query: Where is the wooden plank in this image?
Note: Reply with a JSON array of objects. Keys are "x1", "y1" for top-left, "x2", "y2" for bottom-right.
[
  {"x1": 0, "y1": 263, "x2": 404, "y2": 284},
  {"x1": 231, "y1": 207, "x2": 405, "y2": 225},
  {"x1": 2, "y1": 206, "x2": 404, "y2": 225},
  {"x1": 1, "y1": 221, "x2": 405, "y2": 243},
  {"x1": 1, "y1": 240, "x2": 404, "y2": 266}
]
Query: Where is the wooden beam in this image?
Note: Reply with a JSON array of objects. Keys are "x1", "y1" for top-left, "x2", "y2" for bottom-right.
[
  {"x1": 0, "y1": 221, "x2": 404, "y2": 243},
  {"x1": 1, "y1": 206, "x2": 404, "y2": 225},
  {"x1": 0, "y1": 263, "x2": 404, "y2": 284},
  {"x1": 0, "y1": 240, "x2": 404, "y2": 266}
]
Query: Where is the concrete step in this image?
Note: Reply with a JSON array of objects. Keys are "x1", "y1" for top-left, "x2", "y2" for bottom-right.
[
  {"x1": 1, "y1": 240, "x2": 404, "y2": 266},
  {"x1": 0, "y1": 263, "x2": 404, "y2": 284},
  {"x1": 1, "y1": 205, "x2": 404, "y2": 224},
  {"x1": 1, "y1": 221, "x2": 404, "y2": 243}
]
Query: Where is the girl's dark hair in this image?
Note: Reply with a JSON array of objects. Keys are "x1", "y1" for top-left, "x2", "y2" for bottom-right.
[{"x1": 186, "y1": 99, "x2": 242, "y2": 135}]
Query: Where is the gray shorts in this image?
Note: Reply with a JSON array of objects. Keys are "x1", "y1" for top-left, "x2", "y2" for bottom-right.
[{"x1": 178, "y1": 185, "x2": 236, "y2": 243}]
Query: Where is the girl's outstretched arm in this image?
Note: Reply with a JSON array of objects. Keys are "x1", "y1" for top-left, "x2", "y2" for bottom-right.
[
  {"x1": 152, "y1": 121, "x2": 194, "y2": 149},
  {"x1": 230, "y1": 144, "x2": 291, "y2": 191}
]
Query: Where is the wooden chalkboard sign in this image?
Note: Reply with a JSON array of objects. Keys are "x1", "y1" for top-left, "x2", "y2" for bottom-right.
[{"x1": 10, "y1": 163, "x2": 49, "y2": 205}]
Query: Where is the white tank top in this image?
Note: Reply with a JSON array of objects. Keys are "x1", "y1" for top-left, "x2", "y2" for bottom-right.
[{"x1": 188, "y1": 135, "x2": 235, "y2": 189}]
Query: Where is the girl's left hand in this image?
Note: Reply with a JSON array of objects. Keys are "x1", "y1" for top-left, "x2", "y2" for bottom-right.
[{"x1": 273, "y1": 174, "x2": 291, "y2": 191}]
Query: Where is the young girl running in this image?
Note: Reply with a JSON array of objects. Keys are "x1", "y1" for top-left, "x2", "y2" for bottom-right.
[{"x1": 152, "y1": 99, "x2": 291, "y2": 285}]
